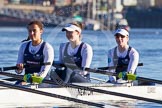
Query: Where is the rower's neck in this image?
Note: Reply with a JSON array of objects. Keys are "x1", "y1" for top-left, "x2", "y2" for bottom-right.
[
  {"x1": 70, "y1": 41, "x2": 81, "y2": 49},
  {"x1": 118, "y1": 45, "x2": 129, "y2": 53},
  {"x1": 32, "y1": 39, "x2": 42, "y2": 46}
]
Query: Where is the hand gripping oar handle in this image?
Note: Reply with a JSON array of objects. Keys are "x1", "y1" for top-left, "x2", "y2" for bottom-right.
[
  {"x1": 84, "y1": 68, "x2": 162, "y2": 85},
  {"x1": 0, "y1": 62, "x2": 51, "y2": 72},
  {"x1": 98, "y1": 63, "x2": 143, "y2": 70}
]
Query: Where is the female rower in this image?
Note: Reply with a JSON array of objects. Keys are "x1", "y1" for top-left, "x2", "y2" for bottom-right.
[
  {"x1": 51, "y1": 21, "x2": 93, "y2": 83},
  {"x1": 107, "y1": 28, "x2": 139, "y2": 83},
  {"x1": 16, "y1": 20, "x2": 54, "y2": 85}
]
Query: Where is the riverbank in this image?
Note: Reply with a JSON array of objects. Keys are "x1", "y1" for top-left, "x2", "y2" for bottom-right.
[
  {"x1": 125, "y1": 7, "x2": 162, "y2": 28},
  {"x1": 1, "y1": 6, "x2": 162, "y2": 29}
]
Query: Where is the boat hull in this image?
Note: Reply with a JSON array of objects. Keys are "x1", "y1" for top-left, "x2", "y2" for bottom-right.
[{"x1": 0, "y1": 83, "x2": 162, "y2": 107}]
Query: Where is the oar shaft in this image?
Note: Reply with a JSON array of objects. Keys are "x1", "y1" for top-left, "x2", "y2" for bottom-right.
[
  {"x1": 0, "y1": 62, "x2": 51, "y2": 72},
  {"x1": 0, "y1": 66, "x2": 17, "y2": 71},
  {"x1": 137, "y1": 77, "x2": 162, "y2": 84},
  {"x1": 85, "y1": 68, "x2": 118, "y2": 76},
  {"x1": 0, "y1": 81, "x2": 104, "y2": 108},
  {"x1": 98, "y1": 63, "x2": 143, "y2": 70},
  {"x1": 52, "y1": 62, "x2": 143, "y2": 70}
]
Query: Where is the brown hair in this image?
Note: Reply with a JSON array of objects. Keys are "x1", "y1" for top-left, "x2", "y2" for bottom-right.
[
  {"x1": 70, "y1": 21, "x2": 84, "y2": 30},
  {"x1": 22, "y1": 20, "x2": 43, "y2": 42},
  {"x1": 27, "y1": 20, "x2": 44, "y2": 30}
]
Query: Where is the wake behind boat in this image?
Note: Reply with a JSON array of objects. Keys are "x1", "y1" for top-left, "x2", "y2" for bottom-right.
[{"x1": 0, "y1": 80, "x2": 162, "y2": 107}]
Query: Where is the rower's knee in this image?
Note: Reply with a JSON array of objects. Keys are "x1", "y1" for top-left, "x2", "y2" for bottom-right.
[{"x1": 70, "y1": 72, "x2": 90, "y2": 83}]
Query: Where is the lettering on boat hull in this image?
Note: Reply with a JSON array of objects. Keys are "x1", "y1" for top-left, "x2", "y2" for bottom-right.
[
  {"x1": 147, "y1": 87, "x2": 156, "y2": 93},
  {"x1": 77, "y1": 88, "x2": 93, "y2": 96}
]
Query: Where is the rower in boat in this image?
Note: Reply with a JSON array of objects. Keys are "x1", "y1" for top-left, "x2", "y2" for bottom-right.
[
  {"x1": 50, "y1": 21, "x2": 93, "y2": 83},
  {"x1": 106, "y1": 28, "x2": 139, "y2": 84},
  {"x1": 15, "y1": 20, "x2": 54, "y2": 85}
]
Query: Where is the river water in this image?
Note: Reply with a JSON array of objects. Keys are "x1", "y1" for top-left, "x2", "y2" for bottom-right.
[{"x1": 0, "y1": 27, "x2": 162, "y2": 108}]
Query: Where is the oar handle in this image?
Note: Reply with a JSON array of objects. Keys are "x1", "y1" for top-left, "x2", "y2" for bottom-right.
[
  {"x1": 52, "y1": 61, "x2": 66, "y2": 68},
  {"x1": 0, "y1": 62, "x2": 51, "y2": 72},
  {"x1": 98, "y1": 63, "x2": 143, "y2": 70},
  {"x1": 136, "y1": 76, "x2": 162, "y2": 84},
  {"x1": 52, "y1": 62, "x2": 143, "y2": 71},
  {"x1": 0, "y1": 66, "x2": 17, "y2": 72},
  {"x1": 136, "y1": 63, "x2": 143, "y2": 66},
  {"x1": 24, "y1": 62, "x2": 51, "y2": 68},
  {"x1": 84, "y1": 68, "x2": 118, "y2": 76},
  {"x1": 39, "y1": 62, "x2": 51, "y2": 65}
]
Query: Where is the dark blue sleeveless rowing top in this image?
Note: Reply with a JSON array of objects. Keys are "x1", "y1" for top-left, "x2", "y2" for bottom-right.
[
  {"x1": 24, "y1": 41, "x2": 45, "y2": 74},
  {"x1": 63, "y1": 42, "x2": 84, "y2": 69},
  {"x1": 113, "y1": 46, "x2": 132, "y2": 75}
]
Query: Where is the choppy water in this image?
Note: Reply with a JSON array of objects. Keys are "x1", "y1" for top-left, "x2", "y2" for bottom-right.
[{"x1": 0, "y1": 27, "x2": 162, "y2": 108}]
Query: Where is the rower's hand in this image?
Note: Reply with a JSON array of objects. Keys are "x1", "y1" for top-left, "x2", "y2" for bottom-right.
[
  {"x1": 118, "y1": 72, "x2": 137, "y2": 81},
  {"x1": 23, "y1": 74, "x2": 32, "y2": 83},
  {"x1": 79, "y1": 71, "x2": 88, "y2": 76},
  {"x1": 23, "y1": 73, "x2": 44, "y2": 84},
  {"x1": 118, "y1": 71, "x2": 127, "y2": 80},
  {"x1": 16, "y1": 63, "x2": 24, "y2": 74}
]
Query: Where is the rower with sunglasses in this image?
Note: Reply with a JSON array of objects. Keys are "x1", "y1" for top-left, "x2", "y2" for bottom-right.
[{"x1": 107, "y1": 28, "x2": 139, "y2": 83}]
